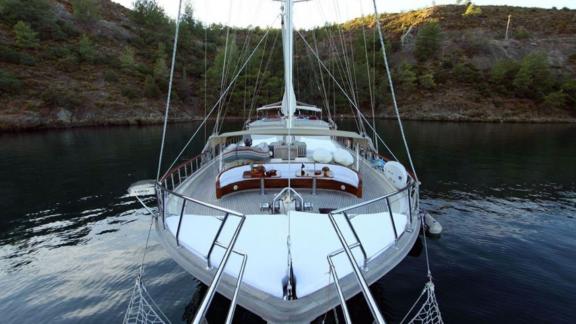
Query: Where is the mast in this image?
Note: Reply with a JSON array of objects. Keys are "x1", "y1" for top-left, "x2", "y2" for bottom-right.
[{"x1": 281, "y1": 0, "x2": 296, "y2": 128}]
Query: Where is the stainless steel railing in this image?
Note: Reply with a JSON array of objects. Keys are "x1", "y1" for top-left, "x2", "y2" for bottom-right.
[
  {"x1": 160, "y1": 153, "x2": 211, "y2": 191},
  {"x1": 327, "y1": 212, "x2": 387, "y2": 324},
  {"x1": 157, "y1": 184, "x2": 248, "y2": 324},
  {"x1": 192, "y1": 218, "x2": 247, "y2": 324}
]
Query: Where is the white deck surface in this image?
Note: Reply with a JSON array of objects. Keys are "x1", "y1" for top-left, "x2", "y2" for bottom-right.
[{"x1": 165, "y1": 210, "x2": 407, "y2": 298}]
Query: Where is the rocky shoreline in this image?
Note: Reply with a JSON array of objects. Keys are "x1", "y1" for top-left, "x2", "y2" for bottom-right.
[{"x1": 1, "y1": 108, "x2": 575, "y2": 133}]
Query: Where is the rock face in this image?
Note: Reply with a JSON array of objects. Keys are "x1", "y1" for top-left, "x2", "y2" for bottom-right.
[
  {"x1": 1, "y1": 3, "x2": 575, "y2": 131},
  {"x1": 57, "y1": 108, "x2": 72, "y2": 123}
]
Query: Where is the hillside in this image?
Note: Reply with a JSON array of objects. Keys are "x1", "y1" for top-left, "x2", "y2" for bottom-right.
[{"x1": 0, "y1": 1, "x2": 575, "y2": 131}]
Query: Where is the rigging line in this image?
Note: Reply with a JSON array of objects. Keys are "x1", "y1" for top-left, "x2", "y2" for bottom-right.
[
  {"x1": 312, "y1": 30, "x2": 332, "y2": 121},
  {"x1": 156, "y1": 0, "x2": 184, "y2": 182},
  {"x1": 334, "y1": 0, "x2": 358, "y2": 108},
  {"x1": 296, "y1": 29, "x2": 400, "y2": 162},
  {"x1": 361, "y1": 21, "x2": 378, "y2": 152},
  {"x1": 371, "y1": 0, "x2": 419, "y2": 181},
  {"x1": 326, "y1": 25, "x2": 360, "y2": 131},
  {"x1": 420, "y1": 213, "x2": 432, "y2": 279},
  {"x1": 246, "y1": 31, "x2": 271, "y2": 120},
  {"x1": 358, "y1": 1, "x2": 376, "y2": 145},
  {"x1": 248, "y1": 30, "x2": 279, "y2": 123},
  {"x1": 323, "y1": 1, "x2": 360, "y2": 132},
  {"x1": 213, "y1": 23, "x2": 232, "y2": 135},
  {"x1": 204, "y1": 22, "x2": 208, "y2": 143},
  {"x1": 218, "y1": 29, "x2": 255, "y2": 134},
  {"x1": 163, "y1": 19, "x2": 278, "y2": 175},
  {"x1": 137, "y1": 198, "x2": 156, "y2": 278}
]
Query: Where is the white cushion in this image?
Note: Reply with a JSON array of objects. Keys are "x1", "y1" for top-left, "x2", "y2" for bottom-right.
[
  {"x1": 313, "y1": 149, "x2": 333, "y2": 163},
  {"x1": 333, "y1": 149, "x2": 354, "y2": 166},
  {"x1": 224, "y1": 143, "x2": 237, "y2": 153}
]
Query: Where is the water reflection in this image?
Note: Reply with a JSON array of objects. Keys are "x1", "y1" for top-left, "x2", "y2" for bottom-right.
[{"x1": 0, "y1": 121, "x2": 575, "y2": 323}]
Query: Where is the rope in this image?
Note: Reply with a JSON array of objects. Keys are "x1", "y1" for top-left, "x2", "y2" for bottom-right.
[
  {"x1": 155, "y1": 0, "x2": 184, "y2": 182},
  {"x1": 371, "y1": 0, "x2": 419, "y2": 181},
  {"x1": 163, "y1": 18, "x2": 279, "y2": 176},
  {"x1": 296, "y1": 29, "x2": 400, "y2": 162}
]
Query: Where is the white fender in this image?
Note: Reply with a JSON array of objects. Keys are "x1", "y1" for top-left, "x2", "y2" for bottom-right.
[
  {"x1": 424, "y1": 213, "x2": 443, "y2": 235},
  {"x1": 313, "y1": 149, "x2": 333, "y2": 163},
  {"x1": 383, "y1": 161, "x2": 408, "y2": 190}
]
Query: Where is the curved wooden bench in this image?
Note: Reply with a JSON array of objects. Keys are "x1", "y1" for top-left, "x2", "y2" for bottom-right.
[{"x1": 216, "y1": 164, "x2": 362, "y2": 199}]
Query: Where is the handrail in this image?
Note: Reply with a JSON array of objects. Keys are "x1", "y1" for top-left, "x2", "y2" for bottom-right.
[
  {"x1": 328, "y1": 257, "x2": 352, "y2": 324},
  {"x1": 160, "y1": 154, "x2": 203, "y2": 182},
  {"x1": 192, "y1": 216, "x2": 247, "y2": 324},
  {"x1": 158, "y1": 185, "x2": 244, "y2": 217},
  {"x1": 327, "y1": 213, "x2": 386, "y2": 324},
  {"x1": 331, "y1": 180, "x2": 415, "y2": 215}
]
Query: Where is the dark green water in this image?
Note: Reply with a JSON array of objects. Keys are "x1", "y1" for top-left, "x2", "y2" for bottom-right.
[{"x1": 0, "y1": 121, "x2": 575, "y2": 323}]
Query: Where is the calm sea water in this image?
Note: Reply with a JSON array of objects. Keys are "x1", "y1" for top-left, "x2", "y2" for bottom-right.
[{"x1": 1, "y1": 121, "x2": 575, "y2": 323}]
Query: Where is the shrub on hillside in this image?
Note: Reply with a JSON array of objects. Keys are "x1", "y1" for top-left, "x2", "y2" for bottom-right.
[
  {"x1": 0, "y1": 69, "x2": 22, "y2": 94},
  {"x1": 144, "y1": 75, "x2": 161, "y2": 98},
  {"x1": 121, "y1": 86, "x2": 138, "y2": 99},
  {"x1": 0, "y1": 45, "x2": 36, "y2": 65},
  {"x1": 44, "y1": 46, "x2": 73, "y2": 60},
  {"x1": 397, "y1": 63, "x2": 417, "y2": 91},
  {"x1": 77, "y1": 34, "x2": 95, "y2": 63},
  {"x1": 71, "y1": 0, "x2": 100, "y2": 24},
  {"x1": 543, "y1": 91, "x2": 567, "y2": 109},
  {"x1": 153, "y1": 43, "x2": 168, "y2": 84},
  {"x1": 414, "y1": 22, "x2": 442, "y2": 62},
  {"x1": 491, "y1": 59, "x2": 520, "y2": 92},
  {"x1": 513, "y1": 53, "x2": 553, "y2": 99},
  {"x1": 56, "y1": 53, "x2": 79, "y2": 72},
  {"x1": 561, "y1": 79, "x2": 576, "y2": 106},
  {"x1": 13, "y1": 21, "x2": 39, "y2": 48},
  {"x1": 120, "y1": 47, "x2": 137, "y2": 71},
  {"x1": 0, "y1": 0, "x2": 61, "y2": 39},
  {"x1": 41, "y1": 86, "x2": 83, "y2": 109},
  {"x1": 453, "y1": 62, "x2": 480, "y2": 83},
  {"x1": 419, "y1": 72, "x2": 436, "y2": 90},
  {"x1": 463, "y1": 3, "x2": 482, "y2": 16},
  {"x1": 514, "y1": 27, "x2": 531, "y2": 40},
  {"x1": 104, "y1": 70, "x2": 119, "y2": 83}
]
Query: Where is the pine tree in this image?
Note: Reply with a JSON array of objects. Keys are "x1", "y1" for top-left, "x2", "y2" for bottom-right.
[
  {"x1": 71, "y1": 0, "x2": 100, "y2": 24},
  {"x1": 153, "y1": 43, "x2": 168, "y2": 83},
  {"x1": 120, "y1": 47, "x2": 136, "y2": 70},
  {"x1": 144, "y1": 75, "x2": 161, "y2": 98},
  {"x1": 414, "y1": 22, "x2": 442, "y2": 62},
  {"x1": 13, "y1": 21, "x2": 39, "y2": 48},
  {"x1": 398, "y1": 63, "x2": 417, "y2": 91},
  {"x1": 77, "y1": 34, "x2": 95, "y2": 62}
]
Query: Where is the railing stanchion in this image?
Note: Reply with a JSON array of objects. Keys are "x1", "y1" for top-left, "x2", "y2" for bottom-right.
[
  {"x1": 225, "y1": 255, "x2": 248, "y2": 324},
  {"x1": 343, "y1": 212, "x2": 368, "y2": 268},
  {"x1": 175, "y1": 199, "x2": 187, "y2": 247},
  {"x1": 328, "y1": 258, "x2": 352, "y2": 324},
  {"x1": 171, "y1": 174, "x2": 175, "y2": 190},
  {"x1": 161, "y1": 189, "x2": 166, "y2": 229},
  {"x1": 193, "y1": 216, "x2": 246, "y2": 324},
  {"x1": 386, "y1": 197, "x2": 398, "y2": 242},
  {"x1": 407, "y1": 185, "x2": 413, "y2": 226},
  {"x1": 207, "y1": 213, "x2": 229, "y2": 268},
  {"x1": 328, "y1": 213, "x2": 386, "y2": 324}
]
